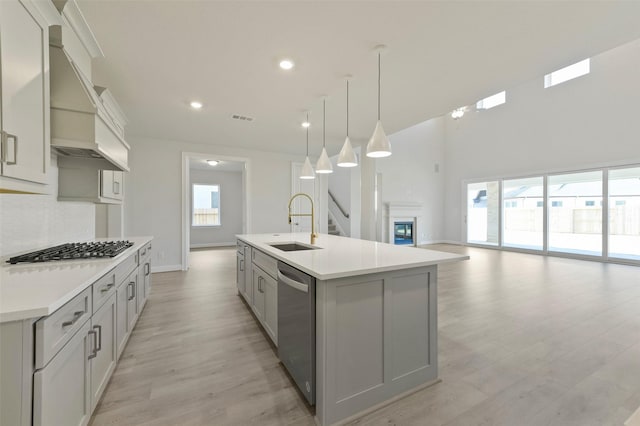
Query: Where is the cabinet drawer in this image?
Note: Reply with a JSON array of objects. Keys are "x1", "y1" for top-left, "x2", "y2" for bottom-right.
[
  {"x1": 92, "y1": 269, "x2": 117, "y2": 313},
  {"x1": 114, "y1": 252, "x2": 138, "y2": 288},
  {"x1": 252, "y1": 248, "x2": 277, "y2": 279},
  {"x1": 138, "y1": 241, "x2": 152, "y2": 263},
  {"x1": 35, "y1": 287, "x2": 92, "y2": 369}
]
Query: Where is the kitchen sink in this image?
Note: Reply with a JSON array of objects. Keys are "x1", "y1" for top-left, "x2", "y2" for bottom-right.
[{"x1": 267, "y1": 242, "x2": 321, "y2": 252}]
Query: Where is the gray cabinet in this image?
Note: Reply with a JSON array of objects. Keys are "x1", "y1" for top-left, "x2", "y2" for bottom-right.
[
  {"x1": 252, "y1": 267, "x2": 266, "y2": 321},
  {"x1": 137, "y1": 242, "x2": 152, "y2": 313},
  {"x1": 116, "y1": 268, "x2": 137, "y2": 359},
  {"x1": 236, "y1": 244, "x2": 246, "y2": 295},
  {"x1": 58, "y1": 166, "x2": 125, "y2": 204},
  {"x1": 263, "y1": 272, "x2": 278, "y2": 344},
  {"x1": 90, "y1": 294, "x2": 116, "y2": 412},
  {"x1": 0, "y1": 0, "x2": 50, "y2": 190},
  {"x1": 33, "y1": 321, "x2": 92, "y2": 426}
]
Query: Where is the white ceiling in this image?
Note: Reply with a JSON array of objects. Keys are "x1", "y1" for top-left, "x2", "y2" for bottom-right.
[{"x1": 78, "y1": 1, "x2": 640, "y2": 157}]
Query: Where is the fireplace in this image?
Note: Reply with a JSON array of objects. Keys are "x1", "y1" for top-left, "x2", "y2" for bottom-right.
[
  {"x1": 394, "y1": 221, "x2": 414, "y2": 245},
  {"x1": 385, "y1": 202, "x2": 423, "y2": 247}
]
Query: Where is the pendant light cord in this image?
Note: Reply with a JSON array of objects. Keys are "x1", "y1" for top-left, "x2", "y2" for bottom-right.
[
  {"x1": 346, "y1": 80, "x2": 349, "y2": 137},
  {"x1": 323, "y1": 99, "x2": 326, "y2": 148},
  {"x1": 378, "y1": 52, "x2": 381, "y2": 121},
  {"x1": 306, "y1": 113, "x2": 309, "y2": 155}
]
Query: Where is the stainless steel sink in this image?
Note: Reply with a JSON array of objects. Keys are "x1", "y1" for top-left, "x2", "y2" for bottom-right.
[{"x1": 267, "y1": 242, "x2": 321, "y2": 252}]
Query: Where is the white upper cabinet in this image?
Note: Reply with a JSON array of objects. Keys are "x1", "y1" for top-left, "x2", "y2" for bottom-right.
[{"x1": 0, "y1": 0, "x2": 51, "y2": 190}]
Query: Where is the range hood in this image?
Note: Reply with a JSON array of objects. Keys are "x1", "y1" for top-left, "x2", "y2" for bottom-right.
[{"x1": 49, "y1": 40, "x2": 130, "y2": 171}]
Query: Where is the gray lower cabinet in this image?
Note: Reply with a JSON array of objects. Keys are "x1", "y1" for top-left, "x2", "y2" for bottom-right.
[
  {"x1": 263, "y1": 272, "x2": 277, "y2": 344},
  {"x1": 116, "y1": 268, "x2": 137, "y2": 359},
  {"x1": 252, "y1": 266, "x2": 266, "y2": 321},
  {"x1": 236, "y1": 249, "x2": 245, "y2": 295},
  {"x1": 126, "y1": 273, "x2": 139, "y2": 331},
  {"x1": 33, "y1": 320, "x2": 92, "y2": 426},
  {"x1": 90, "y1": 294, "x2": 117, "y2": 412}
]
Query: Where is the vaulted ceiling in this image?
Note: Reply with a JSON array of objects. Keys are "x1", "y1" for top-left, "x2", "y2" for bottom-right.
[{"x1": 78, "y1": 1, "x2": 640, "y2": 157}]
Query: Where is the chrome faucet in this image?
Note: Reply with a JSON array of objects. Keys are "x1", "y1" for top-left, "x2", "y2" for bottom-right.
[{"x1": 288, "y1": 192, "x2": 317, "y2": 245}]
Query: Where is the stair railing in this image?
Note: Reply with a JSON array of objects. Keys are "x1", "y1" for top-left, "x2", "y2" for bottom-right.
[{"x1": 328, "y1": 190, "x2": 349, "y2": 218}]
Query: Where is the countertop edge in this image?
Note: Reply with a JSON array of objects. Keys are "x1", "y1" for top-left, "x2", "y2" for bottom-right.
[
  {"x1": 237, "y1": 234, "x2": 469, "y2": 281},
  {"x1": 0, "y1": 236, "x2": 153, "y2": 324}
]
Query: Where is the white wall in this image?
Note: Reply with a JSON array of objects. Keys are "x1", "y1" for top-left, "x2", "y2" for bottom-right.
[
  {"x1": 189, "y1": 169, "x2": 243, "y2": 247},
  {"x1": 124, "y1": 136, "x2": 301, "y2": 270},
  {"x1": 443, "y1": 38, "x2": 640, "y2": 243},
  {"x1": 0, "y1": 155, "x2": 95, "y2": 256},
  {"x1": 376, "y1": 118, "x2": 446, "y2": 244}
]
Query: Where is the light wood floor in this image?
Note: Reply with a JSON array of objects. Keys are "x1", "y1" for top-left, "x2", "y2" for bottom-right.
[{"x1": 90, "y1": 245, "x2": 640, "y2": 426}]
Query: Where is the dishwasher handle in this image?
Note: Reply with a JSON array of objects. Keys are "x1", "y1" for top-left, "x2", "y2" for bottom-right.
[{"x1": 278, "y1": 270, "x2": 309, "y2": 293}]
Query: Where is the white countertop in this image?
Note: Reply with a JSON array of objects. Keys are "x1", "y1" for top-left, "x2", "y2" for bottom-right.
[
  {"x1": 236, "y1": 233, "x2": 468, "y2": 280},
  {"x1": 0, "y1": 236, "x2": 152, "y2": 323}
]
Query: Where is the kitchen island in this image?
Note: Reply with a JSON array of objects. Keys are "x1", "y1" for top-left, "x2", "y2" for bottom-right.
[{"x1": 236, "y1": 233, "x2": 468, "y2": 426}]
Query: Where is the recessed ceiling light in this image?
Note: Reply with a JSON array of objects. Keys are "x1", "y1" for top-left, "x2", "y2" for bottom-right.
[
  {"x1": 279, "y1": 59, "x2": 294, "y2": 70},
  {"x1": 206, "y1": 160, "x2": 219, "y2": 166},
  {"x1": 190, "y1": 101, "x2": 203, "y2": 110},
  {"x1": 301, "y1": 121, "x2": 310, "y2": 128}
]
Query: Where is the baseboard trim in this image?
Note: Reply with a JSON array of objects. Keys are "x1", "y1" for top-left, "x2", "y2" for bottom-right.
[
  {"x1": 151, "y1": 264, "x2": 182, "y2": 273},
  {"x1": 190, "y1": 242, "x2": 235, "y2": 249}
]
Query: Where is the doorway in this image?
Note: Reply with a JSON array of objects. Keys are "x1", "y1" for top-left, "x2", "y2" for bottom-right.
[{"x1": 181, "y1": 152, "x2": 250, "y2": 270}]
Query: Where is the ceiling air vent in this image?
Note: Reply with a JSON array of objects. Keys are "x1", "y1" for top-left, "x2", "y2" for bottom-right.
[{"x1": 231, "y1": 114, "x2": 254, "y2": 122}]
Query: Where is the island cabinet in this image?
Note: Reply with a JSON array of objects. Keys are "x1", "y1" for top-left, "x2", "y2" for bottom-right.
[
  {"x1": 236, "y1": 233, "x2": 468, "y2": 426},
  {"x1": 236, "y1": 240, "x2": 252, "y2": 304},
  {"x1": 250, "y1": 248, "x2": 278, "y2": 345}
]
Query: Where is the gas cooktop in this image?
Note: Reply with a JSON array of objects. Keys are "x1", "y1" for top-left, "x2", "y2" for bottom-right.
[{"x1": 7, "y1": 241, "x2": 134, "y2": 265}]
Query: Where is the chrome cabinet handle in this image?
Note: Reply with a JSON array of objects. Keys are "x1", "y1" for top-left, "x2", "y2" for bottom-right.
[
  {"x1": 127, "y1": 282, "x2": 135, "y2": 301},
  {"x1": 145, "y1": 263, "x2": 150, "y2": 276},
  {"x1": 100, "y1": 279, "x2": 115, "y2": 293},
  {"x1": 93, "y1": 325, "x2": 102, "y2": 352},
  {"x1": 88, "y1": 330, "x2": 98, "y2": 359},
  {"x1": 141, "y1": 249, "x2": 147, "y2": 257},
  {"x1": 2, "y1": 132, "x2": 17, "y2": 165},
  {"x1": 62, "y1": 310, "x2": 84, "y2": 328},
  {"x1": 239, "y1": 259, "x2": 244, "y2": 271}
]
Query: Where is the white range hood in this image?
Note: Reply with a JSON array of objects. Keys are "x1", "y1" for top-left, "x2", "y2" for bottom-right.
[{"x1": 49, "y1": 42, "x2": 130, "y2": 171}]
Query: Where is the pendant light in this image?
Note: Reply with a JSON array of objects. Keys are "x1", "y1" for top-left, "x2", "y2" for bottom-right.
[
  {"x1": 316, "y1": 98, "x2": 333, "y2": 174},
  {"x1": 366, "y1": 45, "x2": 392, "y2": 158},
  {"x1": 300, "y1": 112, "x2": 315, "y2": 179},
  {"x1": 337, "y1": 76, "x2": 358, "y2": 167}
]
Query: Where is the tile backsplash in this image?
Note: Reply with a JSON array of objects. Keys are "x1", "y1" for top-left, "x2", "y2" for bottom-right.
[{"x1": 0, "y1": 156, "x2": 95, "y2": 256}]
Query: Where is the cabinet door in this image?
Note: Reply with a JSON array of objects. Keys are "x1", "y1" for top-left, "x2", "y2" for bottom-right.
[
  {"x1": 101, "y1": 170, "x2": 115, "y2": 199},
  {"x1": 126, "y1": 274, "x2": 138, "y2": 331},
  {"x1": 0, "y1": 0, "x2": 49, "y2": 183},
  {"x1": 115, "y1": 282, "x2": 129, "y2": 359},
  {"x1": 90, "y1": 294, "x2": 117, "y2": 411},
  {"x1": 112, "y1": 171, "x2": 124, "y2": 200},
  {"x1": 137, "y1": 265, "x2": 146, "y2": 313},
  {"x1": 237, "y1": 253, "x2": 245, "y2": 295},
  {"x1": 252, "y1": 268, "x2": 265, "y2": 321},
  {"x1": 264, "y1": 272, "x2": 278, "y2": 345},
  {"x1": 144, "y1": 260, "x2": 152, "y2": 301},
  {"x1": 33, "y1": 321, "x2": 92, "y2": 426},
  {"x1": 243, "y1": 247, "x2": 253, "y2": 304}
]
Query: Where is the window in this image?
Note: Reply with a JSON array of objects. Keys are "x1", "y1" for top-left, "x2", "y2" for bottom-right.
[
  {"x1": 467, "y1": 181, "x2": 499, "y2": 246},
  {"x1": 503, "y1": 177, "x2": 544, "y2": 250},
  {"x1": 585, "y1": 200, "x2": 595, "y2": 207},
  {"x1": 476, "y1": 91, "x2": 506, "y2": 110},
  {"x1": 548, "y1": 171, "x2": 602, "y2": 256},
  {"x1": 608, "y1": 167, "x2": 640, "y2": 260},
  {"x1": 192, "y1": 184, "x2": 220, "y2": 226},
  {"x1": 544, "y1": 58, "x2": 590, "y2": 88}
]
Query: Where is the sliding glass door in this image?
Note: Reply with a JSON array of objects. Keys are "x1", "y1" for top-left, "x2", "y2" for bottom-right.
[
  {"x1": 547, "y1": 171, "x2": 603, "y2": 256},
  {"x1": 467, "y1": 181, "x2": 499, "y2": 245},
  {"x1": 502, "y1": 177, "x2": 544, "y2": 250},
  {"x1": 608, "y1": 167, "x2": 640, "y2": 260}
]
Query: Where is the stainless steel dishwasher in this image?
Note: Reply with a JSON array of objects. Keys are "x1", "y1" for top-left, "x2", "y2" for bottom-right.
[{"x1": 277, "y1": 261, "x2": 316, "y2": 405}]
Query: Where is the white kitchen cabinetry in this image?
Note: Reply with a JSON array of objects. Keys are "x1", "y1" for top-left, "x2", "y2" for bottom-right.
[
  {"x1": 237, "y1": 241, "x2": 252, "y2": 304},
  {"x1": 58, "y1": 164, "x2": 125, "y2": 204},
  {"x1": 33, "y1": 320, "x2": 92, "y2": 426},
  {"x1": 89, "y1": 294, "x2": 116, "y2": 412},
  {"x1": 249, "y1": 247, "x2": 278, "y2": 345},
  {"x1": 137, "y1": 241, "x2": 152, "y2": 313},
  {"x1": 236, "y1": 242, "x2": 246, "y2": 296},
  {"x1": 0, "y1": 0, "x2": 51, "y2": 191},
  {"x1": 116, "y1": 268, "x2": 137, "y2": 359}
]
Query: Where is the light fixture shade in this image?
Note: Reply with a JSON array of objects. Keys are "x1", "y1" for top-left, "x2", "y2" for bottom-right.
[
  {"x1": 315, "y1": 147, "x2": 333, "y2": 174},
  {"x1": 337, "y1": 136, "x2": 358, "y2": 167},
  {"x1": 206, "y1": 160, "x2": 219, "y2": 166},
  {"x1": 366, "y1": 120, "x2": 392, "y2": 158},
  {"x1": 300, "y1": 156, "x2": 315, "y2": 179}
]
